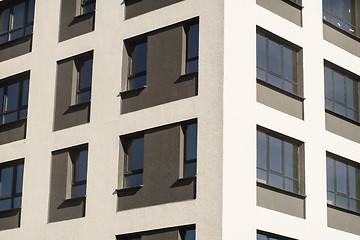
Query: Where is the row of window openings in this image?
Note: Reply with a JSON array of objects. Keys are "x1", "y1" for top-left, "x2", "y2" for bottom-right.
[
  {"x1": 127, "y1": 23, "x2": 199, "y2": 90},
  {"x1": 257, "y1": 128, "x2": 360, "y2": 214}
]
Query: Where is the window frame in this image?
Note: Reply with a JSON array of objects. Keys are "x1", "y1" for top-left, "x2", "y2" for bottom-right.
[
  {"x1": 256, "y1": 126, "x2": 305, "y2": 196},
  {"x1": 256, "y1": 27, "x2": 303, "y2": 97},
  {"x1": 75, "y1": 57, "x2": 93, "y2": 104},
  {"x1": 126, "y1": 39, "x2": 147, "y2": 91},
  {"x1": 323, "y1": 0, "x2": 356, "y2": 35},
  {"x1": 80, "y1": 0, "x2": 95, "y2": 15},
  {"x1": 0, "y1": 159, "x2": 24, "y2": 212},
  {"x1": 182, "y1": 121, "x2": 198, "y2": 178},
  {"x1": 257, "y1": 230, "x2": 297, "y2": 240},
  {"x1": 69, "y1": 146, "x2": 88, "y2": 199},
  {"x1": 123, "y1": 135, "x2": 144, "y2": 189},
  {"x1": 185, "y1": 22, "x2": 199, "y2": 74}
]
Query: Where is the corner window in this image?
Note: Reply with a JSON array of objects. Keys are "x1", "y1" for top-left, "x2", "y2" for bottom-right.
[
  {"x1": 183, "y1": 122, "x2": 197, "y2": 178},
  {"x1": 127, "y1": 40, "x2": 147, "y2": 90},
  {"x1": 323, "y1": 0, "x2": 356, "y2": 35},
  {"x1": 257, "y1": 128, "x2": 304, "y2": 194},
  {"x1": 327, "y1": 154, "x2": 360, "y2": 213},
  {"x1": 80, "y1": 0, "x2": 95, "y2": 15},
  {"x1": 75, "y1": 58, "x2": 93, "y2": 104},
  {"x1": 256, "y1": 31, "x2": 301, "y2": 96},
  {"x1": 0, "y1": 0, "x2": 35, "y2": 44},
  {"x1": 0, "y1": 160, "x2": 24, "y2": 211},
  {"x1": 0, "y1": 78, "x2": 29, "y2": 125},
  {"x1": 70, "y1": 148, "x2": 88, "y2": 198},
  {"x1": 185, "y1": 23, "x2": 199, "y2": 74},
  {"x1": 324, "y1": 63, "x2": 359, "y2": 122},
  {"x1": 124, "y1": 136, "x2": 144, "y2": 188}
]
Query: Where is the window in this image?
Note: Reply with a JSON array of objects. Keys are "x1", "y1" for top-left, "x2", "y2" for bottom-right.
[
  {"x1": 180, "y1": 227, "x2": 196, "y2": 240},
  {"x1": 0, "y1": 160, "x2": 24, "y2": 211},
  {"x1": 257, "y1": 231, "x2": 295, "y2": 240},
  {"x1": 256, "y1": 31, "x2": 301, "y2": 95},
  {"x1": 75, "y1": 57, "x2": 93, "y2": 104},
  {"x1": 0, "y1": 78, "x2": 29, "y2": 125},
  {"x1": 185, "y1": 23, "x2": 199, "y2": 74},
  {"x1": 183, "y1": 122, "x2": 197, "y2": 178},
  {"x1": 123, "y1": 136, "x2": 144, "y2": 188},
  {"x1": 127, "y1": 40, "x2": 147, "y2": 90},
  {"x1": 323, "y1": 0, "x2": 356, "y2": 35},
  {"x1": 70, "y1": 148, "x2": 88, "y2": 198},
  {"x1": 257, "y1": 129, "x2": 303, "y2": 194},
  {"x1": 0, "y1": 0, "x2": 35, "y2": 44},
  {"x1": 327, "y1": 154, "x2": 360, "y2": 213},
  {"x1": 80, "y1": 0, "x2": 95, "y2": 14},
  {"x1": 324, "y1": 64, "x2": 359, "y2": 122}
]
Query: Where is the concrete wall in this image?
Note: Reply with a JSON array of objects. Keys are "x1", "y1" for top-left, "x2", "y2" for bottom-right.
[{"x1": 125, "y1": 0, "x2": 184, "y2": 19}]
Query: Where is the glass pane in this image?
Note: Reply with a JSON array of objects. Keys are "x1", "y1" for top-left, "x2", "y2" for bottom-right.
[
  {"x1": 269, "y1": 136, "x2": 282, "y2": 173},
  {"x1": 284, "y1": 142, "x2": 297, "y2": 179},
  {"x1": 0, "y1": 8, "x2": 10, "y2": 33},
  {"x1": 327, "y1": 157, "x2": 334, "y2": 191},
  {"x1": 343, "y1": 0, "x2": 353, "y2": 24},
  {"x1": 334, "y1": 102, "x2": 346, "y2": 116},
  {"x1": 324, "y1": 66, "x2": 332, "y2": 99},
  {"x1": 186, "y1": 123, "x2": 198, "y2": 161},
  {"x1": 257, "y1": 68, "x2": 266, "y2": 81},
  {"x1": 124, "y1": 173, "x2": 143, "y2": 188},
  {"x1": 256, "y1": 34, "x2": 266, "y2": 69},
  {"x1": 11, "y1": 2, "x2": 25, "y2": 29},
  {"x1": 344, "y1": 23, "x2": 355, "y2": 34},
  {"x1": 9, "y1": 29, "x2": 23, "y2": 41},
  {"x1": 349, "y1": 199, "x2": 357, "y2": 212},
  {"x1": 257, "y1": 233, "x2": 267, "y2": 240},
  {"x1": 0, "y1": 199, "x2": 11, "y2": 211},
  {"x1": 187, "y1": 24, "x2": 199, "y2": 59},
  {"x1": 268, "y1": 73, "x2": 282, "y2": 89},
  {"x1": 129, "y1": 137, "x2": 144, "y2": 171},
  {"x1": 283, "y1": 47, "x2": 293, "y2": 81},
  {"x1": 269, "y1": 172, "x2": 283, "y2": 189},
  {"x1": 128, "y1": 75, "x2": 146, "y2": 90},
  {"x1": 323, "y1": 11, "x2": 330, "y2": 21},
  {"x1": 75, "y1": 150, "x2": 88, "y2": 182},
  {"x1": 25, "y1": 25, "x2": 32, "y2": 35},
  {"x1": 184, "y1": 162, "x2": 196, "y2": 178},
  {"x1": 0, "y1": 167, "x2": 13, "y2": 196},
  {"x1": 331, "y1": 16, "x2": 343, "y2": 29},
  {"x1": 257, "y1": 169, "x2": 267, "y2": 184},
  {"x1": 81, "y1": 59, "x2": 93, "y2": 89},
  {"x1": 325, "y1": 99, "x2": 332, "y2": 111},
  {"x1": 72, "y1": 184, "x2": 86, "y2": 197},
  {"x1": 332, "y1": 0, "x2": 342, "y2": 18},
  {"x1": 0, "y1": 87, "x2": 3, "y2": 112},
  {"x1": 334, "y1": 71, "x2": 345, "y2": 103},
  {"x1": 78, "y1": 91, "x2": 91, "y2": 103},
  {"x1": 22, "y1": 79, "x2": 29, "y2": 106},
  {"x1": 16, "y1": 164, "x2": 23, "y2": 193},
  {"x1": 268, "y1": 40, "x2": 281, "y2": 75},
  {"x1": 13, "y1": 196, "x2": 21, "y2": 208},
  {"x1": 348, "y1": 109, "x2": 355, "y2": 121},
  {"x1": 335, "y1": 161, "x2": 347, "y2": 194},
  {"x1": 346, "y1": 77, "x2": 356, "y2": 108},
  {"x1": 27, "y1": 0, "x2": 35, "y2": 23},
  {"x1": 83, "y1": 3, "x2": 95, "y2": 14},
  {"x1": 19, "y1": 109, "x2": 27, "y2": 119},
  {"x1": 327, "y1": 191, "x2": 335, "y2": 204},
  {"x1": 185, "y1": 229, "x2": 195, "y2": 240},
  {"x1": 4, "y1": 112, "x2": 18, "y2": 124},
  {"x1": 257, "y1": 131, "x2": 267, "y2": 169},
  {"x1": 0, "y1": 34, "x2": 7, "y2": 44},
  {"x1": 187, "y1": 59, "x2": 198, "y2": 74},
  {"x1": 283, "y1": 80, "x2": 294, "y2": 93},
  {"x1": 348, "y1": 165, "x2": 356, "y2": 198},
  {"x1": 6, "y1": 82, "x2": 20, "y2": 110},
  {"x1": 285, "y1": 178, "x2": 298, "y2": 193},
  {"x1": 336, "y1": 194, "x2": 348, "y2": 209},
  {"x1": 323, "y1": 0, "x2": 330, "y2": 11},
  {"x1": 134, "y1": 42, "x2": 147, "y2": 74}
]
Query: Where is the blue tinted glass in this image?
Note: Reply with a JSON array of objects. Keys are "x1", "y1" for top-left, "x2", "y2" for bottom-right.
[
  {"x1": 257, "y1": 131, "x2": 267, "y2": 169},
  {"x1": 348, "y1": 165, "x2": 356, "y2": 198},
  {"x1": 9, "y1": 29, "x2": 23, "y2": 41},
  {"x1": 27, "y1": 0, "x2": 35, "y2": 23},
  {"x1": 324, "y1": 67, "x2": 332, "y2": 99},
  {"x1": 186, "y1": 123, "x2": 197, "y2": 161},
  {"x1": 187, "y1": 60, "x2": 198, "y2": 74},
  {"x1": 129, "y1": 75, "x2": 146, "y2": 90},
  {"x1": 269, "y1": 136, "x2": 281, "y2": 173},
  {"x1": 6, "y1": 82, "x2": 20, "y2": 110},
  {"x1": 0, "y1": 87, "x2": 3, "y2": 112},
  {"x1": 0, "y1": 167, "x2": 13, "y2": 196},
  {"x1": 269, "y1": 172, "x2": 283, "y2": 189},
  {"x1": 188, "y1": 24, "x2": 199, "y2": 59},
  {"x1": 256, "y1": 34, "x2": 266, "y2": 69},
  {"x1": 124, "y1": 173, "x2": 143, "y2": 188},
  {"x1": 323, "y1": 0, "x2": 330, "y2": 12},
  {"x1": 328, "y1": 191, "x2": 335, "y2": 204},
  {"x1": 257, "y1": 233, "x2": 267, "y2": 240},
  {"x1": 344, "y1": 0, "x2": 353, "y2": 23},
  {"x1": 4, "y1": 112, "x2": 18, "y2": 124},
  {"x1": 75, "y1": 150, "x2": 88, "y2": 182},
  {"x1": 336, "y1": 161, "x2": 347, "y2": 194},
  {"x1": 284, "y1": 142, "x2": 296, "y2": 179},
  {"x1": 185, "y1": 229, "x2": 195, "y2": 240},
  {"x1": 83, "y1": 3, "x2": 95, "y2": 14},
  {"x1": 332, "y1": 0, "x2": 342, "y2": 17},
  {"x1": 13, "y1": 196, "x2": 21, "y2": 208},
  {"x1": 12, "y1": 2, "x2": 25, "y2": 29},
  {"x1": 78, "y1": 91, "x2": 91, "y2": 103},
  {"x1": 333, "y1": 71, "x2": 345, "y2": 103},
  {"x1": 22, "y1": 79, "x2": 29, "y2": 106},
  {"x1": 184, "y1": 162, "x2": 196, "y2": 178},
  {"x1": 0, "y1": 8, "x2": 10, "y2": 33},
  {"x1": 327, "y1": 157, "x2": 334, "y2": 191},
  {"x1": 130, "y1": 138, "x2": 144, "y2": 171},
  {"x1": 0, "y1": 35, "x2": 7, "y2": 44},
  {"x1": 0, "y1": 199, "x2": 11, "y2": 211},
  {"x1": 81, "y1": 59, "x2": 93, "y2": 89},
  {"x1": 72, "y1": 184, "x2": 86, "y2": 197},
  {"x1": 25, "y1": 25, "x2": 33, "y2": 35},
  {"x1": 16, "y1": 164, "x2": 24, "y2": 193},
  {"x1": 19, "y1": 109, "x2": 27, "y2": 119},
  {"x1": 134, "y1": 42, "x2": 147, "y2": 73},
  {"x1": 336, "y1": 194, "x2": 348, "y2": 209},
  {"x1": 285, "y1": 178, "x2": 298, "y2": 193},
  {"x1": 346, "y1": 77, "x2": 355, "y2": 108},
  {"x1": 268, "y1": 73, "x2": 282, "y2": 89},
  {"x1": 257, "y1": 169, "x2": 267, "y2": 183},
  {"x1": 283, "y1": 47, "x2": 293, "y2": 81},
  {"x1": 268, "y1": 40, "x2": 281, "y2": 75}
]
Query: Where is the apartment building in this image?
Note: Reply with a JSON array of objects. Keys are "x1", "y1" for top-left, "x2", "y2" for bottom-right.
[{"x1": 0, "y1": 0, "x2": 360, "y2": 239}]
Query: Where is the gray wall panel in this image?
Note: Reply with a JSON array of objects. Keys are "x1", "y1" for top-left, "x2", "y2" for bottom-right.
[
  {"x1": 0, "y1": 35, "x2": 32, "y2": 62},
  {"x1": 325, "y1": 112, "x2": 360, "y2": 144},
  {"x1": 0, "y1": 119, "x2": 26, "y2": 145},
  {"x1": 328, "y1": 207, "x2": 360, "y2": 235},
  {"x1": 0, "y1": 209, "x2": 20, "y2": 231},
  {"x1": 125, "y1": 0, "x2": 184, "y2": 19}
]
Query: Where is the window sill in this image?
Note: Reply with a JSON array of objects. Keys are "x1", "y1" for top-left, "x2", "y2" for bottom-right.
[
  {"x1": 281, "y1": 0, "x2": 303, "y2": 10},
  {"x1": 323, "y1": 20, "x2": 360, "y2": 42},
  {"x1": 0, "y1": 118, "x2": 27, "y2": 128},
  {"x1": 179, "y1": 176, "x2": 196, "y2": 181},
  {"x1": 119, "y1": 86, "x2": 146, "y2": 99},
  {"x1": 257, "y1": 181, "x2": 306, "y2": 199},
  {"x1": 74, "y1": 10, "x2": 96, "y2": 20},
  {"x1": 327, "y1": 203, "x2": 360, "y2": 216},
  {"x1": 325, "y1": 109, "x2": 360, "y2": 126},
  {"x1": 69, "y1": 100, "x2": 91, "y2": 109},
  {"x1": 257, "y1": 78, "x2": 305, "y2": 102},
  {"x1": 0, "y1": 33, "x2": 33, "y2": 48},
  {"x1": 116, "y1": 185, "x2": 143, "y2": 192},
  {"x1": 0, "y1": 207, "x2": 21, "y2": 214},
  {"x1": 64, "y1": 195, "x2": 86, "y2": 202}
]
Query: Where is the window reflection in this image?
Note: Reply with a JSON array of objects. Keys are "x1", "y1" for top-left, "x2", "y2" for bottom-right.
[{"x1": 323, "y1": 0, "x2": 356, "y2": 35}]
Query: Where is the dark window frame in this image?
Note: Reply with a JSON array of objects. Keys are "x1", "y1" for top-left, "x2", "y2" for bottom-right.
[
  {"x1": 75, "y1": 56, "x2": 93, "y2": 104},
  {"x1": 126, "y1": 39, "x2": 147, "y2": 91},
  {"x1": 69, "y1": 146, "x2": 88, "y2": 198},
  {"x1": 257, "y1": 230, "x2": 297, "y2": 240},
  {"x1": 323, "y1": 0, "x2": 356, "y2": 35},
  {"x1": 185, "y1": 22, "x2": 199, "y2": 74},
  {"x1": 256, "y1": 126, "x2": 305, "y2": 195},
  {"x1": 0, "y1": 159, "x2": 24, "y2": 212},
  {"x1": 123, "y1": 135, "x2": 144, "y2": 188},
  {"x1": 256, "y1": 27, "x2": 303, "y2": 97},
  {"x1": 182, "y1": 121, "x2": 197, "y2": 178}
]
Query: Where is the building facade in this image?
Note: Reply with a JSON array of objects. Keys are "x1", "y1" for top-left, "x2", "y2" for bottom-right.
[{"x1": 0, "y1": 0, "x2": 359, "y2": 239}]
